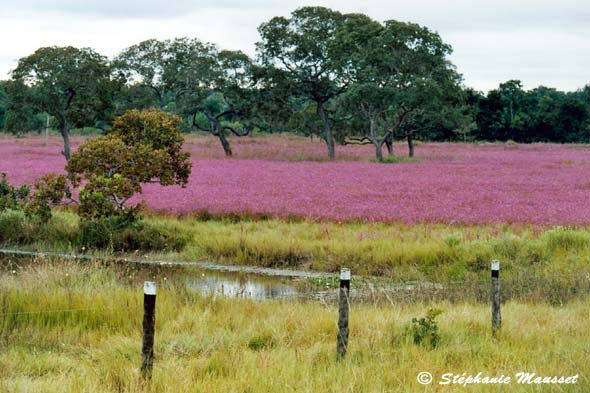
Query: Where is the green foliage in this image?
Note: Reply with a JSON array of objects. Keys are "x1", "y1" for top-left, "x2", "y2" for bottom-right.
[
  {"x1": 26, "y1": 174, "x2": 72, "y2": 222},
  {"x1": 64, "y1": 109, "x2": 191, "y2": 221},
  {"x1": 0, "y1": 173, "x2": 30, "y2": 212},
  {"x1": 79, "y1": 218, "x2": 187, "y2": 252},
  {"x1": 2, "y1": 80, "x2": 46, "y2": 134},
  {"x1": 411, "y1": 308, "x2": 443, "y2": 349},
  {"x1": 9, "y1": 46, "x2": 120, "y2": 157},
  {"x1": 0, "y1": 209, "x2": 77, "y2": 247},
  {"x1": 0, "y1": 209, "x2": 28, "y2": 244},
  {"x1": 108, "y1": 108, "x2": 191, "y2": 186},
  {"x1": 472, "y1": 81, "x2": 590, "y2": 143},
  {"x1": 257, "y1": 7, "x2": 353, "y2": 158},
  {"x1": 116, "y1": 38, "x2": 257, "y2": 156}
]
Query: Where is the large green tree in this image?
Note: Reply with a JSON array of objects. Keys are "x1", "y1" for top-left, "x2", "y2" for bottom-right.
[
  {"x1": 176, "y1": 49, "x2": 256, "y2": 156},
  {"x1": 10, "y1": 46, "x2": 118, "y2": 159},
  {"x1": 340, "y1": 19, "x2": 465, "y2": 158},
  {"x1": 115, "y1": 38, "x2": 216, "y2": 111},
  {"x1": 257, "y1": 7, "x2": 356, "y2": 159}
]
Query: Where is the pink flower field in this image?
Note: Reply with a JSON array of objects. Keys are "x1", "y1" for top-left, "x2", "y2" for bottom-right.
[{"x1": 2, "y1": 134, "x2": 590, "y2": 225}]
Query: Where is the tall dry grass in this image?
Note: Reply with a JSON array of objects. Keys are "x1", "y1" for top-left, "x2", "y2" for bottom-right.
[{"x1": 0, "y1": 260, "x2": 588, "y2": 392}]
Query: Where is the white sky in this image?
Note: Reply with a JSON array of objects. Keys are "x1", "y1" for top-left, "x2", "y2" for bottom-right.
[{"x1": 0, "y1": 0, "x2": 588, "y2": 92}]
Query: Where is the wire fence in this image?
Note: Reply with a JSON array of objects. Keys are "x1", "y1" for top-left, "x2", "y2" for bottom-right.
[
  {"x1": 312, "y1": 272, "x2": 590, "y2": 305},
  {"x1": 1, "y1": 248, "x2": 590, "y2": 306}
]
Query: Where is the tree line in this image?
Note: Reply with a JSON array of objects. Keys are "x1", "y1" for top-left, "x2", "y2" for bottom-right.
[{"x1": 0, "y1": 6, "x2": 588, "y2": 160}]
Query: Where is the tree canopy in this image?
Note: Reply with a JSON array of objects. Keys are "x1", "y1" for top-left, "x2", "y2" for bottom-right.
[
  {"x1": 257, "y1": 6, "x2": 353, "y2": 159},
  {"x1": 10, "y1": 46, "x2": 120, "y2": 159}
]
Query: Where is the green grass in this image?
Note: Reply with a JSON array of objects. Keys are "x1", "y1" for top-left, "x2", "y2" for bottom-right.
[
  {"x1": 4, "y1": 210, "x2": 590, "y2": 283},
  {"x1": 0, "y1": 261, "x2": 589, "y2": 392},
  {"x1": 370, "y1": 155, "x2": 418, "y2": 163}
]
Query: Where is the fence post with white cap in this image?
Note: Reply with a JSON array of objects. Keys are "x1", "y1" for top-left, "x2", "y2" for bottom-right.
[
  {"x1": 491, "y1": 260, "x2": 501, "y2": 336},
  {"x1": 337, "y1": 268, "x2": 350, "y2": 358},
  {"x1": 141, "y1": 281, "x2": 157, "y2": 378}
]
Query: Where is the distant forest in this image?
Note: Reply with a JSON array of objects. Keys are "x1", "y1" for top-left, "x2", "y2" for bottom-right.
[{"x1": 0, "y1": 6, "x2": 588, "y2": 160}]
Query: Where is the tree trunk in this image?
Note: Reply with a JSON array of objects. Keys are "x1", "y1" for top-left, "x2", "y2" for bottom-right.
[
  {"x1": 407, "y1": 133, "x2": 414, "y2": 158},
  {"x1": 375, "y1": 143, "x2": 383, "y2": 161},
  {"x1": 385, "y1": 134, "x2": 394, "y2": 156},
  {"x1": 59, "y1": 124, "x2": 71, "y2": 160},
  {"x1": 217, "y1": 131, "x2": 233, "y2": 157},
  {"x1": 369, "y1": 117, "x2": 382, "y2": 162},
  {"x1": 317, "y1": 103, "x2": 335, "y2": 160}
]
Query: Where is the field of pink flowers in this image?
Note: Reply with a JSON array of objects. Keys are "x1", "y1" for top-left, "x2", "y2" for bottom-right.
[{"x1": 2, "y1": 134, "x2": 590, "y2": 225}]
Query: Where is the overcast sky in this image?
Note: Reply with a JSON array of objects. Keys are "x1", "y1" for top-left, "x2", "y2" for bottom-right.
[{"x1": 0, "y1": 0, "x2": 588, "y2": 92}]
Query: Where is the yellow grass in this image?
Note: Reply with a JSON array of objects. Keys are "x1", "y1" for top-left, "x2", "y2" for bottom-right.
[{"x1": 0, "y1": 260, "x2": 588, "y2": 392}]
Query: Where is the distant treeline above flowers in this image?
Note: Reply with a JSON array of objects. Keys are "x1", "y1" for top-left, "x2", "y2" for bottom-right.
[{"x1": 0, "y1": 6, "x2": 588, "y2": 161}]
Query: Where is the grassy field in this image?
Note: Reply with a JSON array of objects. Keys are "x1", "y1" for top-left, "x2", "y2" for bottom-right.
[
  {"x1": 4, "y1": 210, "x2": 590, "y2": 282},
  {"x1": 0, "y1": 260, "x2": 588, "y2": 392}
]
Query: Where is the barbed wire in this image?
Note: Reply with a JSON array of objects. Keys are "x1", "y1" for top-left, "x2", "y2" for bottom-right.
[{"x1": 0, "y1": 306, "x2": 131, "y2": 317}]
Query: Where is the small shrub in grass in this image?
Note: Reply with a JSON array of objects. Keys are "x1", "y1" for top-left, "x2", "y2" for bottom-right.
[
  {"x1": 411, "y1": 308, "x2": 443, "y2": 349},
  {"x1": 247, "y1": 331, "x2": 276, "y2": 351},
  {"x1": 80, "y1": 217, "x2": 187, "y2": 252},
  {"x1": 0, "y1": 209, "x2": 29, "y2": 244}
]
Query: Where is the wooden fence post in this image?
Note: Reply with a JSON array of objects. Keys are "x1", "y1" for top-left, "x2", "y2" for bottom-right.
[
  {"x1": 337, "y1": 268, "x2": 350, "y2": 358},
  {"x1": 491, "y1": 260, "x2": 501, "y2": 336},
  {"x1": 141, "y1": 281, "x2": 156, "y2": 379}
]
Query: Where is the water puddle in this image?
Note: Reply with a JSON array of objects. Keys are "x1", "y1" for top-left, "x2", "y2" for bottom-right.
[
  {"x1": 184, "y1": 274, "x2": 300, "y2": 300},
  {"x1": 3, "y1": 249, "x2": 586, "y2": 304}
]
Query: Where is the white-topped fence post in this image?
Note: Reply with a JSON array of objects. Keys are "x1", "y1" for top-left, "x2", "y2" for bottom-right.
[
  {"x1": 491, "y1": 260, "x2": 501, "y2": 336},
  {"x1": 337, "y1": 268, "x2": 351, "y2": 358},
  {"x1": 141, "y1": 281, "x2": 157, "y2": 378}
]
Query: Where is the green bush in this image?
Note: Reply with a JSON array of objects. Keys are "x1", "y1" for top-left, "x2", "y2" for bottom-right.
[
  {"x1": 0, "y1": 209, "x2": 78, "y2": 247},
  {"x1": 80, "y1": 218, "x2": 187, "y2": 252},
  {"x1": 411, "y1": 308, "x2": 443, "y2": 349},
  {"x1": 0, "y1": 173, "x2": 30, "y2": 212},
  {"x1": 0, "y1": 209, "x2": 28, "y2": 244}
]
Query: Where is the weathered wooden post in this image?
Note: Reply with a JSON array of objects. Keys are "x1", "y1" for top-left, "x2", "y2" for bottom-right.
[
  {"x1": 141, "y1": 281, "x2": 156, "y2": 379},
  {"x1": 491, "y1": 260, "x2": 501, "y2": 336},
  {"x1": 337, "y1": 268, "x2": 350, "y2": 358}
]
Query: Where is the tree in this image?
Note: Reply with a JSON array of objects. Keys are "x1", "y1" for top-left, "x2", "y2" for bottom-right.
[
  {"x1": 556, "y1": 96, "x2": 590, "y2": 142},
  {"x1": 32, "y1": 109, "x2": 192, "y2": 222},
  {"x1": 2, "y1": 80, "x2": 45, "y2": 134},
  {"x1": 115, "y1": 38, "x2": 216, "y2": 111},
  {"x1": 177, "y1": 49, "x2": 256, "y2": 156},
  {"x1": 117, "y1": 38, "x2": 256, "y2": 156},
  {"x1": 340, "y1": 19, "x2": 464, "y2": 158},
  {"x1": 10, "y1": 46, "x2": 119, "y2": 159},
  {"x1": 0, "y1": 82, "x2": 6, "y2": 130},
  {"x1": 257, "y1": 6, "x2": 355, "y2": 159},
  {"x1": 472, "y1": 83, "x2": 590, "y2": 143}
]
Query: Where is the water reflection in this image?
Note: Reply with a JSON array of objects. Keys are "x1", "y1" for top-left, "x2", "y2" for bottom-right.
[{"x1": 185, "y1": 274, "x2": 299, "y2": 300}]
